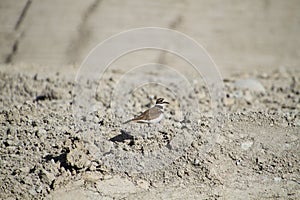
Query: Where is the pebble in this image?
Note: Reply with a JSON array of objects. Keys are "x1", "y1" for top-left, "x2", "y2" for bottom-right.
[
  {"x1": 233, "y1": 90, "x2": 243, "y2": 98},
  {"x1": 236, "y1": 159, "x2": 242, "y2": 166},
  {"x1": 193, "y1": 158, "x2": 200, "y2": 166},
  {"x1": 20, "y1": 166, "x2": 30, "y2": 173},
  {"x1": 66, "y1": 148, "x2": 90, "y2": 169},
  {"x1": 191, "y1": 141, "x2": 199, "y2": 149},
  {"x1": 294, "y1": 118, "x2": 300, "y2": 126},
  {"x1": 198, "y1": 91, "x2": 206, "y2": 99},
  {"x1": 274, "y1": 177, "x2": 281, "y2": 183},
  {"x1": 234, "y1": 79, "x2": 265, "y2": 93},
  {"x1": 28, "y1": 188, "x2": 37, "y2": 196},
  {"x1": 172, "y1": 122, "x2": 182, "y2": 128},
  {"x1": 52, "y1": 176, "x2": 63, "y2": 190},
  {"x1": 38, "y1": 128, "x2": 47, "y2": 137},
  {"x1": 39, "y1": 169, "x2": 55, "y2": 184},
  {"x1": 24, "y1": 176, "x2": 33, "y2": 185},
  {"x1": 83, "y1": 171, "x2": 103, "y2": 182},
  {"x1": 244, "y1": 91, "x2": 253, "y2": 103},
  {"x1": 223, "y1": 97, "x2": 235, "y2": 106},
  {"x1": 89, "y1": 162, "x2": 97, "y2": 171},
  {"x1": 177, "y1": 169, "x2": 184, "y2": 178},
  {"x1": 136, "y1": 179, "x2": 150, "y2": 190},
  {"x1": 7, "y1": 146, "x2": 17, "y2": 153},
  {"x1": 103, "y1": 174, "x2": 113, "y2": 180},
  {"x1": 241, "y1": 141, "x2": 253, "y2": 150},
  {"x1": 36, "y1": 185, "x2": 43, "y2": 193},
  {"x1": 5, "y1": 139, "x2": 14, "y2": 146}
]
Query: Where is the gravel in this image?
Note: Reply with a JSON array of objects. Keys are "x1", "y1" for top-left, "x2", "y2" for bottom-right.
[{"x1": 0, "y1": 67, "x2": 299, "y2": 199}]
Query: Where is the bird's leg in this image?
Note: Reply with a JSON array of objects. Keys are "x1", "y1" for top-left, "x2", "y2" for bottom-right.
[
  {"x1": 143, "y1": 123, "x2": 151, "y2": 139},
  {"x1": 148, "y1": 123, "x2": 158, "y2": 139},
  {"x1": 137, "y1": 124, "x2": 146, "y2": 140}
]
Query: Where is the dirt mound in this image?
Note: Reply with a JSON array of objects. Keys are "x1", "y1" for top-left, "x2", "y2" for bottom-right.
[{"x1": 0, "y1": 68, "x2": 299, "y2": 199}]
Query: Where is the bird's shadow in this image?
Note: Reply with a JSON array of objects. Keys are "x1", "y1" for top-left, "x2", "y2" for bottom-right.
[{"x1": 109, "y1": 130, "x2": 134, "y2": 145}]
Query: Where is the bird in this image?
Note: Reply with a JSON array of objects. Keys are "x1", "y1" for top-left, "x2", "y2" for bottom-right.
[{"x1": 123, "y1": 98, "x2": 169, "y2": 124}]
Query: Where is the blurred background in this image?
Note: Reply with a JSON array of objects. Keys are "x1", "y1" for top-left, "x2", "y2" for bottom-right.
[{"x1": 1, "y1": 0, "x2": 299, "y2": 76}]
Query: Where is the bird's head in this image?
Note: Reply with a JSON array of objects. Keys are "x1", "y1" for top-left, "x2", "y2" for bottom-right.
[{"x1": 155, "y1": 98, "x2": 169, "y2": 108}]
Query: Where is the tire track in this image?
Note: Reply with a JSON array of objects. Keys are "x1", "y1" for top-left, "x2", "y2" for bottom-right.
[{"x1": 5, "y1": 0, "x2": 32, "y2": 64}]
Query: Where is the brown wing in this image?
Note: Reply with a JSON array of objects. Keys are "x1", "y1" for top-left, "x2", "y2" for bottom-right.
[
  {"x1": 132, "y1": 109, "x2": 151, "y2": 121},
  {"x1": 123, "y1": 109, "x2": 150, "y2": 124},
  {"x1": 147, "y1": 107, "x2": 163, "y2": 119},
  {"x1": 133, "y1": 107, "x2": 162, "y2": 121},
  {"x1": 123, "y1": 107, "x2": 163, "y2": 124}
]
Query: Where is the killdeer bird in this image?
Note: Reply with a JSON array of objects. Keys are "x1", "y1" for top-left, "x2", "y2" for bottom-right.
[{"x1": 123, "y1": 98, "x2": 169, "y2": 124}]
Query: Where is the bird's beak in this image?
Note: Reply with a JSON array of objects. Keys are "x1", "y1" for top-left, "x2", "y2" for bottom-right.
[{"x1": 163, "y1": 101, "x2": 169, "y2": 104}]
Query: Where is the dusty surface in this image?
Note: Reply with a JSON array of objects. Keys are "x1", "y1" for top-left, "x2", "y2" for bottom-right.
[
  {"x1": 1, "y1": 0, "x2": 300, "y2": 75},
  {"x1": 1, "y1": 0, "x2": 300, "y2": 199},
  {"x1": 0, "y1": 65, "x2": 299, "y2": 199}
]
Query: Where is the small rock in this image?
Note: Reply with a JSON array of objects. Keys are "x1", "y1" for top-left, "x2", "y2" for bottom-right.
[
  {"x1": 233, "y1": 90, "x2": 243, "y2": 98},
  {"x1": 24, "y1": 176, "x2": 33, "y2": 185},
  {"x1": 136, "y1": 179, "x2": 150, "y2": 190},
  {"x1": 52, "y1": 176, "x2": 64, "y2": 189},
  {"x1": 83, "y1": 171, "x2": 103, "y2": 183},
  {"x1": 36, "y1": 185, "x2": 43, "y2": 193},
  {"x1": 39, "y1": 169, "x2": 55, "y2": 184},
  {"x1": 256, "y1": 157, "x2": 266, "y2": 164},
  {"x1": 50, "y1": 159, "x2": 55, "y2": 165},
  {"x1": 198, "y1": 91, "x2": 206, "y2": 99},
  {"x1": 37, "y1": 128, "x2": 47, "y2": 138},
  {"x1": 177, "y1": 169, "x2": 184, "y2": 178},
  {"x1": 96, "y1": 141, "x2": 113, "y2": 155},
  {"x1": 96, "y1": 175, "x2": 137, "y2": 195},
  {"x1": 234, "y1": 79, "x2": 265, "y2": 93},
  {"x1": 241, "y1": 140, "x2": 253, "y2": 150},
  {"x1": 244, "y1": 91, "x2": 253, "y2": 103},
  {"x1": 20, "y1": 166, "x2": 30, "y2": 173},
  {"x1": 223, "y1": 97, "x2": 235, "y2": 106},
  {"x1": 60, "y1": 166, "x2": 66, "y2": 173},
  {"x1": 66, "y1": 148, "x2": 89, "y2": 169},
  {"x1": 259, "y1": 73, "x2": 269, "y2": 79},
  {"x1": 89, "y1": 162, "x2": 97, "y2": 171},
  {"x1": 191, "y1": 141, "x2": 199, "y2": 149},
  {"x1": 103, "y1": 174, "x2": 112, "y2": 180},
  {"x1": 7, "y1": 146, "x2": 16, "y2": 153},
  {"x1": 193, "y1": 158, "x2": 200, "y2": 166},
  {"x1": 28, "y1": 188, "x2": 37, "y2": 196},
  {"x1": 150, "y1": 181, "x2": 158, "y2": 188},
  {"x1": 172, "y1": 122, "x2": 182, "y2": 128},
  {"x1": 71, "y1": 169, "x2": 76, "y2": 176},
  {"x1": 123, "y1": 144, "x2": 130, "y2": 151},
  {"x1": 274, "y1": 177, "x2": 281, "y2": 183},
  {"x1": 4, "y1": 140, "x2": 14, "y2": 146},
  {"x1": 294, "y1": 118, "x2": 300, "y2": 126}
]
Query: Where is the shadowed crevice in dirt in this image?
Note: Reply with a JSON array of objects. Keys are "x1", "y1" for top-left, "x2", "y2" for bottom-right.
[
  {"x1": 66, "y1": 0, "x2": 102, "y2": 64},
  {"x1": 43, "y1": 153, "x2": 71, "y2": 171}
]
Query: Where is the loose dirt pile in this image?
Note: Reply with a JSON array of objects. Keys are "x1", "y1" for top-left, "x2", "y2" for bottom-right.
[{"x1": 0, "y1": 67, "x2": 299, "y2": 199}]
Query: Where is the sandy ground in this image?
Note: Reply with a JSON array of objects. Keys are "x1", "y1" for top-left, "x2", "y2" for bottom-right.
[
  {"x1": 0, "y1": 64, "x2": 299, "y2": 199},
  {"x1": 0, "y1": 0, "x2": 300, "y2": 199},
  {"x1": 1, "y1": 0, "x2": 300, "y2": 74}
]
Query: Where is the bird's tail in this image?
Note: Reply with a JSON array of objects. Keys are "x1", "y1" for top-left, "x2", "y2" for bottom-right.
[{"x1": 123, "y1": 119, "x2": 134, "y2": 124}]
